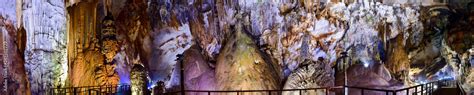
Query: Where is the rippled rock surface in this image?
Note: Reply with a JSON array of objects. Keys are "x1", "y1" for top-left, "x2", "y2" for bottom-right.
[{"x1": 283, "y1": 59, "x2": 334, "y2": 95}]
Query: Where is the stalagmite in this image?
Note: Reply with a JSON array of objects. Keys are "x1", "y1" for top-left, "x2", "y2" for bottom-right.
[{"x1": 216, "y1": 21, "x2": 280, "y2": 93}]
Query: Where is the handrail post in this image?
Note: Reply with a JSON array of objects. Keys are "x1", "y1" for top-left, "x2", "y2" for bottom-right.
[
  {"x1": 427, "y1": 83, "x2": 430, "y2": 95},
  {"x1": 177, "y1": 54, "x2": 185, "y2": 95},
  {"x1": 73, "y1": 87, "x2": 77, "y2": 95},
  {"x1": 104, "y1": 86, "x2": 107, "y2": 94},
  {"x1": 342, "y1": 52, "x2": 348, "y2": 95},
  {"x1": 343, "y1": 86, "x2": 346, "y2": 95},
  {"x1": 392, "y1": 91, "x2": 396, "y2": 95},
  {"x1": 421, "y1": 84, "x2": 424, "y2": 95},
  {"x1": 360, "y1": 89, "x2": 364, "y2": 95},
  {"x1": 415, "y1": 86, "x2": 417, "y2": 95},
  {"x1": 406, "y1": 89, "x2": 409, "y2": 95},
  {"x1": 433, "y1": 82, "x2": 435, "y2": 95},
  {"x1": 433, "y1": 82, "x2": 436, "y2": 95},
  {"x1": 430, "y1": 83, "x2": 433, "y2": 95},
  {"x1": 326, "y1": 88, "x2": 329, "y2": 95}
]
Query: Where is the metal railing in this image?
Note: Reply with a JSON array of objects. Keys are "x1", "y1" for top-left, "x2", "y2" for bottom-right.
[
  {"x1": 162, "y1": 80, "x2": 458, "y2": 95},
  {"x1": 45, "y1": 80, "x2": 461, "y2": 95},
  {"x1": 457, "y1": 81, "x2": 466, "y2": 95},
  {"x1": 47, "y1": 84, "x2": 131, "y2": 95},
  {"x1": 392, "y1": 81, "x2": 437, "y2": 95},
  {"x1": 164, "y1": 86, "x2": 343, "y2": 95}
]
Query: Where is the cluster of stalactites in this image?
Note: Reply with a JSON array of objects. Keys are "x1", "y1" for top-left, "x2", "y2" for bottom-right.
[{"x1": 254, "y1": 0, "x2": 423, "y2": 76}]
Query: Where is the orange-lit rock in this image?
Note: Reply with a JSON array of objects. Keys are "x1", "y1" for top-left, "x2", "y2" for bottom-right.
[
  {"x1": 66, "y1": 0, "x2": 119, "y2": 87},
  {"x1": 386, "y1": 34, "x2": 410, "y2": 82}
]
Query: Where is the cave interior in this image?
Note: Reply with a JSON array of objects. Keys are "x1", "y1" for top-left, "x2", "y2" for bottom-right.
[{"x1": 0, "y1": 0, "x2": 473, "y2": 95}]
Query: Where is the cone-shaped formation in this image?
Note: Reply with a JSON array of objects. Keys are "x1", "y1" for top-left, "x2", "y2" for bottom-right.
[{"x1": 216, "y1": 26, "x2": 280, "y2": 92}]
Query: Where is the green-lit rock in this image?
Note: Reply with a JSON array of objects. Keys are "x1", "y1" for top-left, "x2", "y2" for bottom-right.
[{"x1": 216, "y1": 23, "x2": 280, "y2": 93}]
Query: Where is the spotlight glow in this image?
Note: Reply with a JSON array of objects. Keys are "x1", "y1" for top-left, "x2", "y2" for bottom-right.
[{"x1": 363, "y1": 63, "x2": 369, "y2": 68}]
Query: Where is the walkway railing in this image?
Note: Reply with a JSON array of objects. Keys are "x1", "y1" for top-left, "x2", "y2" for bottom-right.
[
  {"x1": 457, "y1": 80, "x2": 466, "y2": 95},
  {"x1": 162, "y1": 80, "x2": 458, "y2": 95},
  {"x1": 165, "y1": 86, "x2": 343, "y2": 95},
  {"x1": 47, "y1": 84, "x2": 131, "y2": 95},
  {"x1": 45, "y1": 80, "x2": 462, "y2": 95}
]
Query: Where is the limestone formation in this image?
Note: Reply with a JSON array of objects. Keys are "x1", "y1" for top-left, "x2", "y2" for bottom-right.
[
  {"x1": 183, "y1": 45, "x2": 216, "y2": 91},
  {"x1": 216, "y1": 24, "x2": 280, "y2": 93},
  {"x1": 283, "y1": 59, "x2": 334, "y2": 95},
  {"x1": 0, "y1": 15, "x2": 31, "y2": 95},
  {"x1": 66, "y1": 0, "x2": 119, "y2": 87},
  {"x1": 146, "y1": 0, "x2": 194, "y2": 89},
  {"x1": 130, "y1": 64, "x2": 149, "y2": 95},
  {"x1": 22, "y1": 0, "x2": 68, "y2": 94}
]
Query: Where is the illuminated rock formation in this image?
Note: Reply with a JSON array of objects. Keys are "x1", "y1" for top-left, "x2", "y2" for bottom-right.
[
  {"x1": 343, "y1": 63, "x2": 401, "y2": 95},
  {"x1": 0, "y1": 15, "x2": 30, "y2": 95},
  {"x1": 408, "y1": 7, "x2": 452, "y2": 83},
  {"x1": 187, "y1": 0, "x2": 224, "y2": 62},
  {"x1": 463, "y1": 48, "x2": 474, "y2": 93},
  {"x1": 130, "y1": 64, "x2": 149, "y2": 95},
  {"x1": 146, "y1": 23, "x2": 193, "y2": 89},
  {"x1": 183, "y1": 45, "x2": 216, "y2": 91},
  {"x1": 146, "y1": 0, "x2": 193, "y2": 89},
  {"x1": 21, "y1": 0, "x2": 68, "y2": 94},
  {"x1": 283, "y1": 59, "x2": 334, "y2": 95},
  {"x1": 386, "y1": 34, "x2": 410, "y2": 83},
  {"x1": 216, "y1": 22, "x2": 280, "y2": 92},
  {"x1": 100, "y1": 14, "x2": 119, "y2": 63},
  {"x1": 66, "y1": 0, "x2": 119, "y2": 87}
]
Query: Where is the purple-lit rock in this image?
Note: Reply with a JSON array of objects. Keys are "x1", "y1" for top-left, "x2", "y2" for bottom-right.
[{"x1": 183, "y1": 45, "x2": 216, "y2": 92}]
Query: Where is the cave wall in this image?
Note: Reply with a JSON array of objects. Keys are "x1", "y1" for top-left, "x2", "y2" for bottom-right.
[{"x1": 21, "y1": 0, "x2": 68, "y2": 94}]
